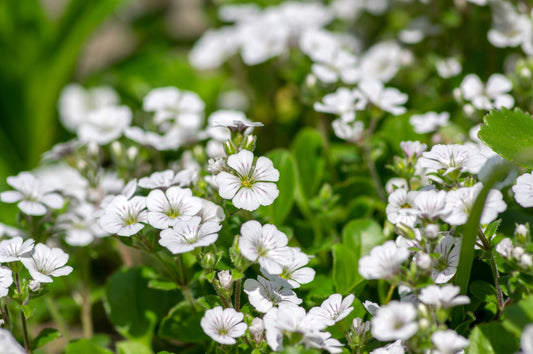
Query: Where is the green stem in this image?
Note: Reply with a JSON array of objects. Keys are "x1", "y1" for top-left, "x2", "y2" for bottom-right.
[
  {"x1": 20, "y1": 310, "x2": 31, "y2": 353},
  {"x1": 384, "y1": 284, "x2": 396, "y2": 304},
  {"x1": 360, "y1": 116, "x2": 386, "y2": 202},
  {"x1": 45, "y1": 296, "x2": 70, "y2": 341},
  {"x1": 234, "y1": 278, "x2": 242, "y2": 311},
  {"x1": 478, "y1": 229, "x2": 504, "y2": 315}
]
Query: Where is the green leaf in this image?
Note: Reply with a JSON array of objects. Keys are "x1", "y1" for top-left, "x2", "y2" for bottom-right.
[
  {"x1": 158, "y1": 301, "x2": 208, "y2": 343},
  {"x1": 104, "y1": 267, "x2": 178, "y2": 343},
  {"x1": 31, "y1": 328, "x2": 61, "y2": 350},
  {"x1": 502, "y1": 294, "x2": 533, "y2": 336},
  {"x1": 332, "y1": 244, "x2": 362, "y2": 295},
  {"x1": 469, "y1": 280, "x2": 498, "y2": 304},
  {"x1": 468, "y1": 323, "x2": 519, "y2": 354},
  {"x1": 148, "y1": 279, "x2": 179, "y2": 291},
  {"x1": 291, "y1": 128, "x2": 325, "y2": 199},
  {"x1": 117, "y1": 341, "x2": 153, "y2": 354},
  {"x1": 261, "y1": 149, "x2": 297, "y2": 224},
  {"x1": 478, "y1": 108, "x2": 533, "y2": 168},
  {"x1": 342, "y1": 219, "x2": 385, "y2": 258},
  {"x1": 65, "y1": 339, "x2": 113, "y2": 354},
  {"x1": 197, "y1": 295, "x2": 222, "y2": 310}
]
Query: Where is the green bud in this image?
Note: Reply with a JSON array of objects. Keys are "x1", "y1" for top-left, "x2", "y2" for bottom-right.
[
  {"x1": 241, "y1": 134, "x2": 257, "y2": 152},
  {"x1": 395, "y1": 222, "x2": 416, "y2": 239},
  {"x1": 515, "y1": 223, "x2": 530, "y2": 246},
  {"x1": 223, "y1": 140, "x2": 237, "y2": 155},
  {"x1": 200, "y1": 252, "x2": 216, "y2": 270}
]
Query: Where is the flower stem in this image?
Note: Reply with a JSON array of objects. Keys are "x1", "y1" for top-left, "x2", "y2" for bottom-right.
[
  {"x1": 360, "y1": 116, "x2": 386, "y2": 202},
  {"x1": 45, "y1": 296, "x2": 71, "y2": 341},
  {"x1": 234, "y1": 278, "x2": 242, "y2": 311},
  {"x1": 384, "y1": 284, "x2": 396, "y2": 304},
  {"x1": 478, "y1": 229, "x2": 504, "y2": 315},
  {"x1": 20, "y1": 310, "x2": 31, "y2": 353}
]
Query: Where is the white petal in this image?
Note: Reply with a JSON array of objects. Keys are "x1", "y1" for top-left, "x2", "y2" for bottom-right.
[
  {"x1": 18, "y1": 201, "x2": 46, "y2": 216},
  {"x1": 227, "y1": 150, "x2": 254, "y2": 176},
  {"x1": 0, "y1": 191, "x2": 22, "y2": 203},
  {"x1": 216, "y1": 172, "x2": 241, "y2": 200},
  {"x1": 232, "y1": 188, "x2": 260, "y2": 211},
  {"x1": 253, "y1": 157, "x2": 279, "y2": 182},
  {"x1": 41, "y1": 193, "x2": 64, "y2": 209}
]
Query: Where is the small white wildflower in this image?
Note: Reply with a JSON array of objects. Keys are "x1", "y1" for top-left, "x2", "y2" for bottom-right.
[
  {"x1": 239, "y1": 221, "x2": 292, "y2": 275},
  {"x1": 332, "y1": 119, "x2": 365, "y2": 143},
  {"x1": 409, "y1": 112, "x2": 449, "y2": 134},
  {"x1": 0, "y1": 267, "x2": 13, "y2": 297},
  {"x1": 370, "y1": 340, "x2": 405, "y2": 354},
  {"x1": 431, "y1": 329, "x2": 469, "y2": 354},
  {"x1": 146, "y1": 187, "x2": 202, "y2": 229},
  {"x1": 21, "y1": 244, "x2": 73, "y2": 283},
  {"x1": 371, "y1": 301, "x2": 418, "y2": 341},
  {"x1": 200, "y1": 306, "x2": 247, "y2": 345},
  {"x1": 459, "y1": 73, "x2": 514, "y2": 110},
  {"x1": 513, "y1": 172, "x2": 533, "y2": 208},
  {"x1": 216, "y1": 150, "x2": 279, "y2": 211},
  {"x1": 276, "y1": 247, "x2": 315, "y2": 288},
  {"x1": 308, "y1": 294, "x2": 354, "y2": 326},
  {"x1": 244, "y1": 275, "x2": 301, "y2": 313},
  {"x1": 99, "y1": 195, "x2": 147, "y2": 236},
  {"x1": 159, "y1": 216, "x2": 221, "y2": 254},
  {"x1": 77, "y1": 106, "x2": 132, "y2": 145},
  {"x1": 359, "y1": 80, "x2": 408, "y2": 116},
  {"x1": 314, "y1": 87, "x2": 367, "y2": 122},
  {"x1": 0, "y1": 237, "x2": 34, "y2": 262},
  {"x1": 143, "y1": 87, "x2": 205, "y2": 129},
  {"x1": 359, "y1": 241, "x2": 410, "y2": 280},
  {"x1": 496, "y1": 238, "x2": 513, "y2": 258},
  {"x1": 417, "y1": 144, "x2": 486, "y2": 177},
  {"x1": 1, "y1": 172, "x2": 64, "y2": 216},
  {"x1": 419, "y1": 285, "x2": 470, "y2": 309},
  {"x1": 436, "y1": 57, "x2": 462, "y2": 78},
  {"x1": 386, "y1": 189, "x2": 419, "y2": 227},
  {"x1": 432, "y1": 236, "x2": 461, "y2": 284}
]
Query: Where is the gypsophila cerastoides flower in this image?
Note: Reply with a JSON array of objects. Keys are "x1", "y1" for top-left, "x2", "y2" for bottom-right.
[
  {"x1": 243, "y1": 275, "x2": 302, "y2": 313},
  {"x1": 1, "y1": 172, "x2": 64, "y2": 216},
  {"x1": 159, "y1": 216, "x2": 221, "y2": 254},
  {"x1": 513, "y1": 171, "x2": 533, "y2": 208},
  {"x1": 146, "y1": 186, "x2": 202, "y2": 229},
  {"x1": 200, "y1": 306, "x2": 247, "y2": 345},
  {"x1": 20, "y1": 244, "x2": 73, "y2": 283},
  {"x1": 308, "y1": 294, "x2": 354, "y2": 326},
  {"x1": 371, "y1": 301, "x2": 418, "y2": 341},
  {"x1": 431, "y1": 329, "x2": 469, "y2": 354},
  {"x1": 359, "y1": 241, "x2": 410, "y2": 280},
  {"x1": 0, "y1": 267, "x2": 13, "y2": 297},
  {"x1": 418, "y1": 285, "x2": 470, "y2": 309},
  {"x1": 0, "y1": 328, "x2": 26, "y2": 354},
  {"x1": 216, "y1": 150, "x2": 279, "y2": 211},
  {"x1": 239, "y1": 220, "x2": 292, "y2": 275},
  {"x1": 99, "y1": 195, "x2": 147, "y2": 236},
  {"x1": 0, "y1": 237, "x2": 34, "y2": 263}
]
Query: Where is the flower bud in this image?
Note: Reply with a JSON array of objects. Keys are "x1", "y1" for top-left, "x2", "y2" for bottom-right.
[
  {"x1": 217, "y1": 270, "x2": 233, "y2": 290},
  {"x1": 512, "y1": 246, "x2": 525, "y2": 259},
  {"x1": 87, "y1": 142, "x2": 100, "y2": 158},
  {"x1": 424, "y1": 224, "x2": 440, "y2": 240},
  {"x1": 29, "y1": 280, "x2": 41, "y2": 292},
  {"x1": 200, "y1": 252, "x2": 216, "y2": 270},
  {"x1": 395, "y1": 222, "x2": 416, "y2": 240},
  {"x1": 111, "y1": 141, "x2": 123, "y2": 159},
  {"x1": 223, "y1": 140, "x2": 237, "y2": 155},
  {"x1": 520, "y1": 254, "x2": 533, "y2": 269},
  {"x1": 515, "y1": 224, "x2": 530, "y2": 245},
  {"x1": 241, "y1": 134, "x2": 256, "y2": 152},
  {"x1": 127, "y1": 146, "x2": 138, "y2": 161},
  {"x1": 249, "y1": 318, "x2": 264, "y2": 343},
  {"x1": 351, "y1": 317, "x2": 370, "y2": 338},
  {"x1": 415, "y1": 252, "x2": 432, "y2": 271}
]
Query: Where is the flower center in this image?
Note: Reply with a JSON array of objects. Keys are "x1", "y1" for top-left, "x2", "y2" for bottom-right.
[
  {"x1": 166, "y1": 208, "x2": 180, "y2": 219},
  {"x1": 241, "y1": 177, "x2": 253, "y2": 188}
]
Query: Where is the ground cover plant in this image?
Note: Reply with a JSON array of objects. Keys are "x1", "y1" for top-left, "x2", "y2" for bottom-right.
[{"x1": 1, "y1": 0, "x2": 533, "y2": 353}]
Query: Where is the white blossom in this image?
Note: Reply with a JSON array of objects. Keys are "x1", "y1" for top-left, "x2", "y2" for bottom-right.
[
  {"x1": 276, "y1": 247, "x2": 315, "y2": 288},
  {"x1": 244, "y1": 275, "x2": 301, "y2": 313},
  {"x1": 431, "y1": 329, "x2": 469, "y2": 354},
  {"x1": 20, "y1": 244, "x2": 73, "y2": 283},
  {"x1": 409, "y1": 112, "x2": 449, "y2": 134},
  {"x1": 239, "y1": 220, "x2": 291, "y2": 275},
  {"x1": 0, "y1": 267, "x2": 13, "y2": 297},
  {"x1": 308, "y1": 294, "x2": 354, "y2": 326},
  {"x1": 417, "y1": 144, "x2": 487, "y2": 177},
  {"x1": 58, "y1": 203, "x2": 108, "y2": 246},
  {"x1": 0, "y1": 172, "x2": 64, "y2": 216},
  {"x1": 200, "y1": 306, "x2": 247, "y2": 345},
  {"x1": 371, "y1": 301, "x2": 418, "y2": 341},
  {"x1": 99, "y1": 195, "x2": 147, "y2": 236},
  {"x1": 513, "y1": 172, "x2": 533, "y2": 208},
  {"x1": 359, "y1": 241, "x2": 410, "y2": 279},
  {"x1": 159, "y1": 216, "x2": 221, "y2": 254},
  {"x1": 359, "y1": 80, "x2": 407, "y2": 116},
  {"x1": 0, "y1": 237, "x2": 34, "y2": 263},
  {"x1": 436, "y1": 58, "x2": 462, "y2": 78},
  {"x1": 418, "y1": 285, "x2": 470, "y2": 309},
  {"x1": 332, "y1": 119, "x2": 364, "y2": 143},
  {"x1": 459, "y1": 74, "x2": 514, "y2": 110},
  {"x1": 314, "y1": 87, "x2": 367, "y2": 122},
  {"x1": 216, "y1": 150, "x2": 279, "y2": 211},
  {"x1": 78, "y1": 106, "x2": 132, "y2": 145},
  {"x1": 207, "y1": 110, "x2": 262, "y2": 141},
  {"x1": 386, "y1": 189, "x2": 419, "y2": 227},
  {"x1": 0, "y1": 328, "x2": 26, "y2": 354},
  {"x1": 432, "y1": 236, "x2": 461, "y2": 284},
  {"x1": 496, "y1": 237, "x2": 513, "y2": 258},
  {"x1": 359, "y1": 42, "x2": 403, "y2": 83},
  {"x1": 413, "y1": 189, "x2": 448, "y2": 221},
  {"x1": 370, "y1": 340, "x2": 405, "y2": 354},
  {"x1": 146, "y1": 187, "x2": 202, "y2": 229}
]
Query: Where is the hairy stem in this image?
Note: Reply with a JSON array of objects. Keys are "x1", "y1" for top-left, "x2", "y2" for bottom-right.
[
  {"x1": 478, "y1": 229, "x2": 504, "y2": 315},
  {"x1": 234, "y1": 278, "x2": 242, "y2": 311}
]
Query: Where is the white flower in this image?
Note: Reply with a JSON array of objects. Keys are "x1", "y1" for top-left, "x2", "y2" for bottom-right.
[
  {"x1": 332, "y1": 119, "x2": 364, "y2": 143},
  {"x1": 432, "y1": 236, "x2": 461, "y2": 284},
  {"x1": 78, "y1": 106, "x2": 132, "y2": 145},
  {"x1": 244, "y1": 275, "x2": 301, "y2": 313},
  {"x1": 371, "y1": 301, "x2": 418, "y2": 341},
  {"x1": 138, "y1": 170, "x2": 175, "y2": 189},
  {"x1": 0, "y1": 267, "x2": 13, "y2": 297},
  {"x1": 363, "y1": 300, "x2": 380, "y2": 316},
  {"x1": 417, "y1": 144, "x2": 487, "y2": 177},
  {"x1": 216, "y1": 150, "x2": 279, "y2": 211},
  {"x1": 143, "y1": 87, "x2": 205, "y2": 130},
  {"x1": 146, "y1": 187, "x2": 202, "y2": 229},
  {"x1": 200, "y1": 306, "x2": 247, "y2": 345},
  {"x1": 58, "y1": 203, "x2": 108, "y2": 247},
  {"x1": 496, "y1": 238, "x2": 513, "y2": 258},
  {"x1": 159, "y1": 216, "x2": 221, "y2": 254},
  {"x1": 308, "y1": 294, "x2": 354, "y2": 326},
  {"x1": 20, "y1": 244, "x2": 73, "y2": 283},
  {"x1": 521, "y1": 324, "x2": 533, "y2": 354},
  {"x1": 0, "y1": 328, "x2": 26, "y2": 354},
  {"x1": 413, "y1": 189, "x2": 448, "y2": 221},
  {"x1": 359, "y1": 80, "x2": 407, "y2": 116},
  {"x1": 1, "y1": 172, "x2": 64, "y2": 216},
  {"x1": 189, "y1": 28, "x2": 240, "y2": 70},
  {"x1": 513, "y1": 172, "x2": 533, "y2": 208},
  {"x1": 277, "y1": 247, "x2": 315, "y2": 288},
  {"x1": 370, "y1": 340, "x2": 405, "y2": 354},
  {"x1": 488, "y1": 1, "x2": 531, "y2": 48},
  {"x1": 99, "y1": 195, "x2": 147, "y2": 236},
  {"x1": 359, "y1": 41, "x2": 403, "y2": 83},
  {"x1": 207, "y1": 110, "x2": 262, "y2": 141},
  {"x1": 386, "y1": 189, "x2": 419, "y2": 227},
  {"x1": 239, "y1": 221, "x2": 292, "y2": 275},
  {"x1": 436, "y1": 57, "x2": 462, "y2": 78},
  {"x1": 58, "y1": 84, "x2": 119, "y2": 132},
  {"x1": 400, "y1": 141, "x2": 427, "y2": 159},
  {"x1": 431, "y1": 329, "x2": 469, "y2": 354},
  {"x1": 409, "y1": 112, "x2": 449, "y2": 134},
  {"x1": 442, "y1": 183, "x2": 507, "y2": 226},
  {"x1": 197, "y1": 199, "x2": 225, "y2": 224},
  {"x1": 314, "y1": 87, "x2": 367, "y2": 122},
  {"x1": 0, "y1": 237, "x2": 34, "y2": 262},
  {"x1": 459, "y1": 74, "x2": 514, "y2": 110},
  {"x1": 418, "y1": 285, "x2": 470, "y2": 309},
  {"x1": 359, "y1": 241, "x2": 410, "y2": 280}
]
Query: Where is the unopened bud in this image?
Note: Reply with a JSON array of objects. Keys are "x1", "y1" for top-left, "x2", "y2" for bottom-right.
[
  {"x1": 249, "y1": 318, "x2": 264, "y2": 343},
  {"x1": 424, "y1": 224, "x2": 440, "y2": 240},
  {"x1": 395, "y1": 222, "x2": 415, "y2": 240},
  {"x1": 200, "y1": 252, "x2": 216, "y2": 270},
  {"x1": 111, "y1": 141, "x2": 123, "y2": 159},
  {"x1": 87, "y1": 142, "x2": 99, "y2": 158},
  {"x1": 515, "y1": 224, "x2": 530, "y2": 245},
  {"x1": 351, "y1": 317, "x2": 370, "y2": 338},
  {"x1": 127, "y1": 146, "x2": 138, "y2": 161},
  {"x1": 521, "y1": 67, "x2": 531, "y2": 79},
  {"x1": 223, "y1": 140, "x2": 237, "y2": 155},
  {"x1": 241, "y1": 134, "x2": 256, "y2": 152},
  {"x1": 512, "y1": 246, "x2": 525, "y2": 259},
  {"x1": 520, "y1": 254, "x2": 533, "y2": 268},
  {"x1": 463, "y1": 104, "x2": 475, "y2": 117},
  {"x1": 415, "y1": 252, "x2": 432, "y2": 271},
  {"x1": 217, "y1": 270, "x2": 233, "y2": 290},
  {"x1": 29, "y1": 280, "x2": 41, "y2": 292}
]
